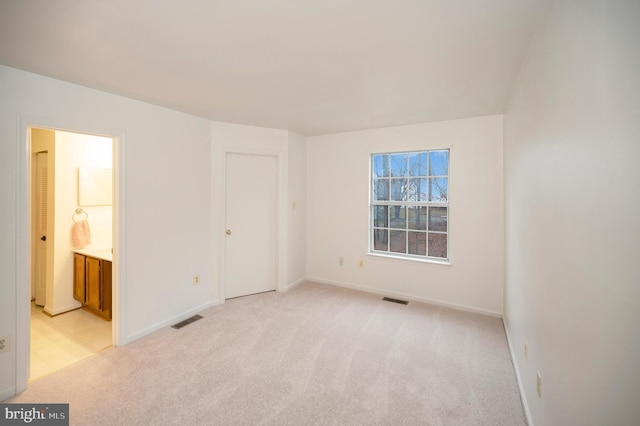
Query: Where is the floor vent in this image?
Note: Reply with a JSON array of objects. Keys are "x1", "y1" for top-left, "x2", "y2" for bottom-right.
[
  {"x1": 382, "y1": 297, "x2": 409, "y2": 305},
  {"x1": 171, "y1": 315, "x2": 203, "y2": 329}
]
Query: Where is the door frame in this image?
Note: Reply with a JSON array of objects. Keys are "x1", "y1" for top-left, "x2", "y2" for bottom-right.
[
  {"x1": 220, "y1": 148, "x2": 286, "y2": 302},
  {"x1": 15, "y1": 116, "x2": 127, "y2": 393}
]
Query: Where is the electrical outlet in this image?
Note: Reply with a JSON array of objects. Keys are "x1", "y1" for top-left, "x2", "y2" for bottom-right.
[
  {"x1": 358, "y1": 260, "x2": 365, "y2": 268},
  {"x1": 193, "y1": 274, "x2": 200, "y2": 285},
  {"x1": 536, "y1": 371, "x2": 542, "y2": 398},
  {"x1": 0, "y1": 336, "x2": 8, "y2": 353},
  {"x1": 338, "y1": 256, "x2": 344, "y2": 266},
  {"x1": 524, "y1": 340, "x2": 528, "y2": 361}
]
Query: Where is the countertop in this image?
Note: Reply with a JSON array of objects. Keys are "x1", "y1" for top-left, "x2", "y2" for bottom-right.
[{"x1": 73, "y1": 247, "x2": 113, "y2": 262}]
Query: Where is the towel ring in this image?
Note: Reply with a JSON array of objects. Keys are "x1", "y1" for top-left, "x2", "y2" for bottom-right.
[{"x1": 72, "y1": 208, "x2": 89, "y2": 223}]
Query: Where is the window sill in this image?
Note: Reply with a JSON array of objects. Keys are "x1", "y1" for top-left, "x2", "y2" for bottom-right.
[{"x1": 367, "y1": 252, "x2": 452, "y2": 266}]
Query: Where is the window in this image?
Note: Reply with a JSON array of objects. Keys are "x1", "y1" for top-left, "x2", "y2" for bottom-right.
[{"x1": 370, "y1": 149, "x2": 449, "y2": 261}]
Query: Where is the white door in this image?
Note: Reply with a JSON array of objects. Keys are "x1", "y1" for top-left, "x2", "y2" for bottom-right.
[
  {"x1": 225, "y1": 153, "x2": 278, "y2": 299},
  {"x1": 34, "y1": 152, "x2": 48, "y2": 306}
]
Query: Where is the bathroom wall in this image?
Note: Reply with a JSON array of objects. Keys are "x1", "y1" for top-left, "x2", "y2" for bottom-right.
[{"x1": 47, "y1": 130, "x2": 112, "y2": 315}]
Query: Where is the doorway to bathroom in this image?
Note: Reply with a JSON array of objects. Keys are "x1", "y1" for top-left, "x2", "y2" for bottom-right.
[{"x1": 28, "y1": 127, "x2": 116, "y2": 381}]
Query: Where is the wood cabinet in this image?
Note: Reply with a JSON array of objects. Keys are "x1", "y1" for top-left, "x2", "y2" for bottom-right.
[
  {"x1": 73, "y1": 253, "x2": 85, "y2": 302},
  {"x1": 73, "y1": 252, "x2": 112, "y2": 320}
]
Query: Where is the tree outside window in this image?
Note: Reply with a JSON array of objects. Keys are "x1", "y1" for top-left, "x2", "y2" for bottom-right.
[{"x1": 371, "y1": 150, "x2": 449, "y2": 260}]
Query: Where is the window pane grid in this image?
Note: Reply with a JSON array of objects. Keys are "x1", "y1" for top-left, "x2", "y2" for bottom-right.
[{"x1": 371, "y1": 149, "x2": 449, "y2": 261}]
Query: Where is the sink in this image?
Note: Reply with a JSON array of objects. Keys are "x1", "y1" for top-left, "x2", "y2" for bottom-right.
[{"x1": 93, "y1": 248, "x2": 113, "y2": 255}]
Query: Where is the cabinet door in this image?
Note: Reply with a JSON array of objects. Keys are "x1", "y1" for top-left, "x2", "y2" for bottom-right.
[
  {"x1": 101, "y1": 260, "x2": 112, "y2": 319},
  {"x1": 73, "y1": 253, "x2": 86, "y2": 302},
  {"x1": 85, "y1": 257, "x2": 102, "y2": 311}
]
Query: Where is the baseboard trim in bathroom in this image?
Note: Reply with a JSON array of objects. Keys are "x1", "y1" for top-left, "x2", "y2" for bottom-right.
[{"x1": 171, "y1": 315, "x2": 203, "y2": 330}]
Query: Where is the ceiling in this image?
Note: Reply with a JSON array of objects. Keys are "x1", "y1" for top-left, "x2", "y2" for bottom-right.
[{"x1": 0, "y1": 0, "x2": 549, "y2": 136}]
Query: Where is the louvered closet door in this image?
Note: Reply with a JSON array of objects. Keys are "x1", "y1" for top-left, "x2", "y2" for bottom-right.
[{"x1": 35, "y1": 152, "x2": 48, "y2": 306}]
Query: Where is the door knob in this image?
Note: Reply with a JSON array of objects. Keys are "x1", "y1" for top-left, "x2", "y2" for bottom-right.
[
  {"x1": 226, "y1": 229, "x2": 232, "y2": 235},
  {"x1": 41, "y1": 235, "x2": 46, "y2": 241}
]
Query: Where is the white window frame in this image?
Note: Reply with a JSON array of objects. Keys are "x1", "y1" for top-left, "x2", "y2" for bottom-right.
[{"x1": 369, "y1": 149, "x2": 450, "y2": 263}]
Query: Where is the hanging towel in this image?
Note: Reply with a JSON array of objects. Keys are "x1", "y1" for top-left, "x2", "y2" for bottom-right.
[{"x1": 72, "y1": 220, "x2": 91, "y2": 248}]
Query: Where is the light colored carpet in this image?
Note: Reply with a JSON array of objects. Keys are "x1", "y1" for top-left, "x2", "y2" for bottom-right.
[{"x1": 6, "y1": 282, "x2": 526, "y2": 425}]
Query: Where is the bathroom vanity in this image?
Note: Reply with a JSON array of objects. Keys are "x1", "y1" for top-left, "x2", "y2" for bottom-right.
[{"x1": 73, "y1": 248, "x2": 112, "y2": 320}]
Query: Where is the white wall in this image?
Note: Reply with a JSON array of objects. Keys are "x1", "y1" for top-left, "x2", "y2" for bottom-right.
[
  {"x1": 307, "y1": 115, "x2": 504, "y2": 315},
  {"x1": 287, "y1": 131, "x2": 307, "y2": 288},
  {"x1": 210, "y1": 122, "x2": 308, "y2": 295},
  {"x1": 56, "y1": 131, "x2": 113, "y2": 249},
  {"x1": 503, "y1": 1, "x2": 640, "y2": 424},
  {"x1": 0, "y1": 65, "x2": 215, "y2": 399},
  {"x1": 0, "y1": 65, "x2": 308, "y2": 400}
]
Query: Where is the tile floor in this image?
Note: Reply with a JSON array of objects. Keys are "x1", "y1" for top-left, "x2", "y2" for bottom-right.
[{"x1": 30, "y1": 302, "x2": 112, "y2": 381}]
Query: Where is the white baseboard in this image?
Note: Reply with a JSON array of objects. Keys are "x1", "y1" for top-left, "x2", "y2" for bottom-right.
[
  {"x1": 281, "y1": 277, "x2": 306, "y2": 292},
  {"x1": 503, "y1": 318, "x2": 533, "y2": 426},
  {"x1": 123, "y1": 299, "x2": 221, "y2": 344},
  {"x1": 307, "y1": 276, "x2": 503, "y2": 318},
  {"x1": 43, "y1": 301, "x2": 82, "y2": 316},
  {"x1": 0, "y1": 386, "x2": 17, "y2": 402}
]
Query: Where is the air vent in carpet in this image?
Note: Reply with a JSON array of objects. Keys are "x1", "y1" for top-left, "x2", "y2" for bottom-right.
[
  {"x1": 382, "y1": 297, "x2": 409, "y2": 305},
  {"x1": 171, "y1": 315, "x2": 203, "y2": 329}
]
